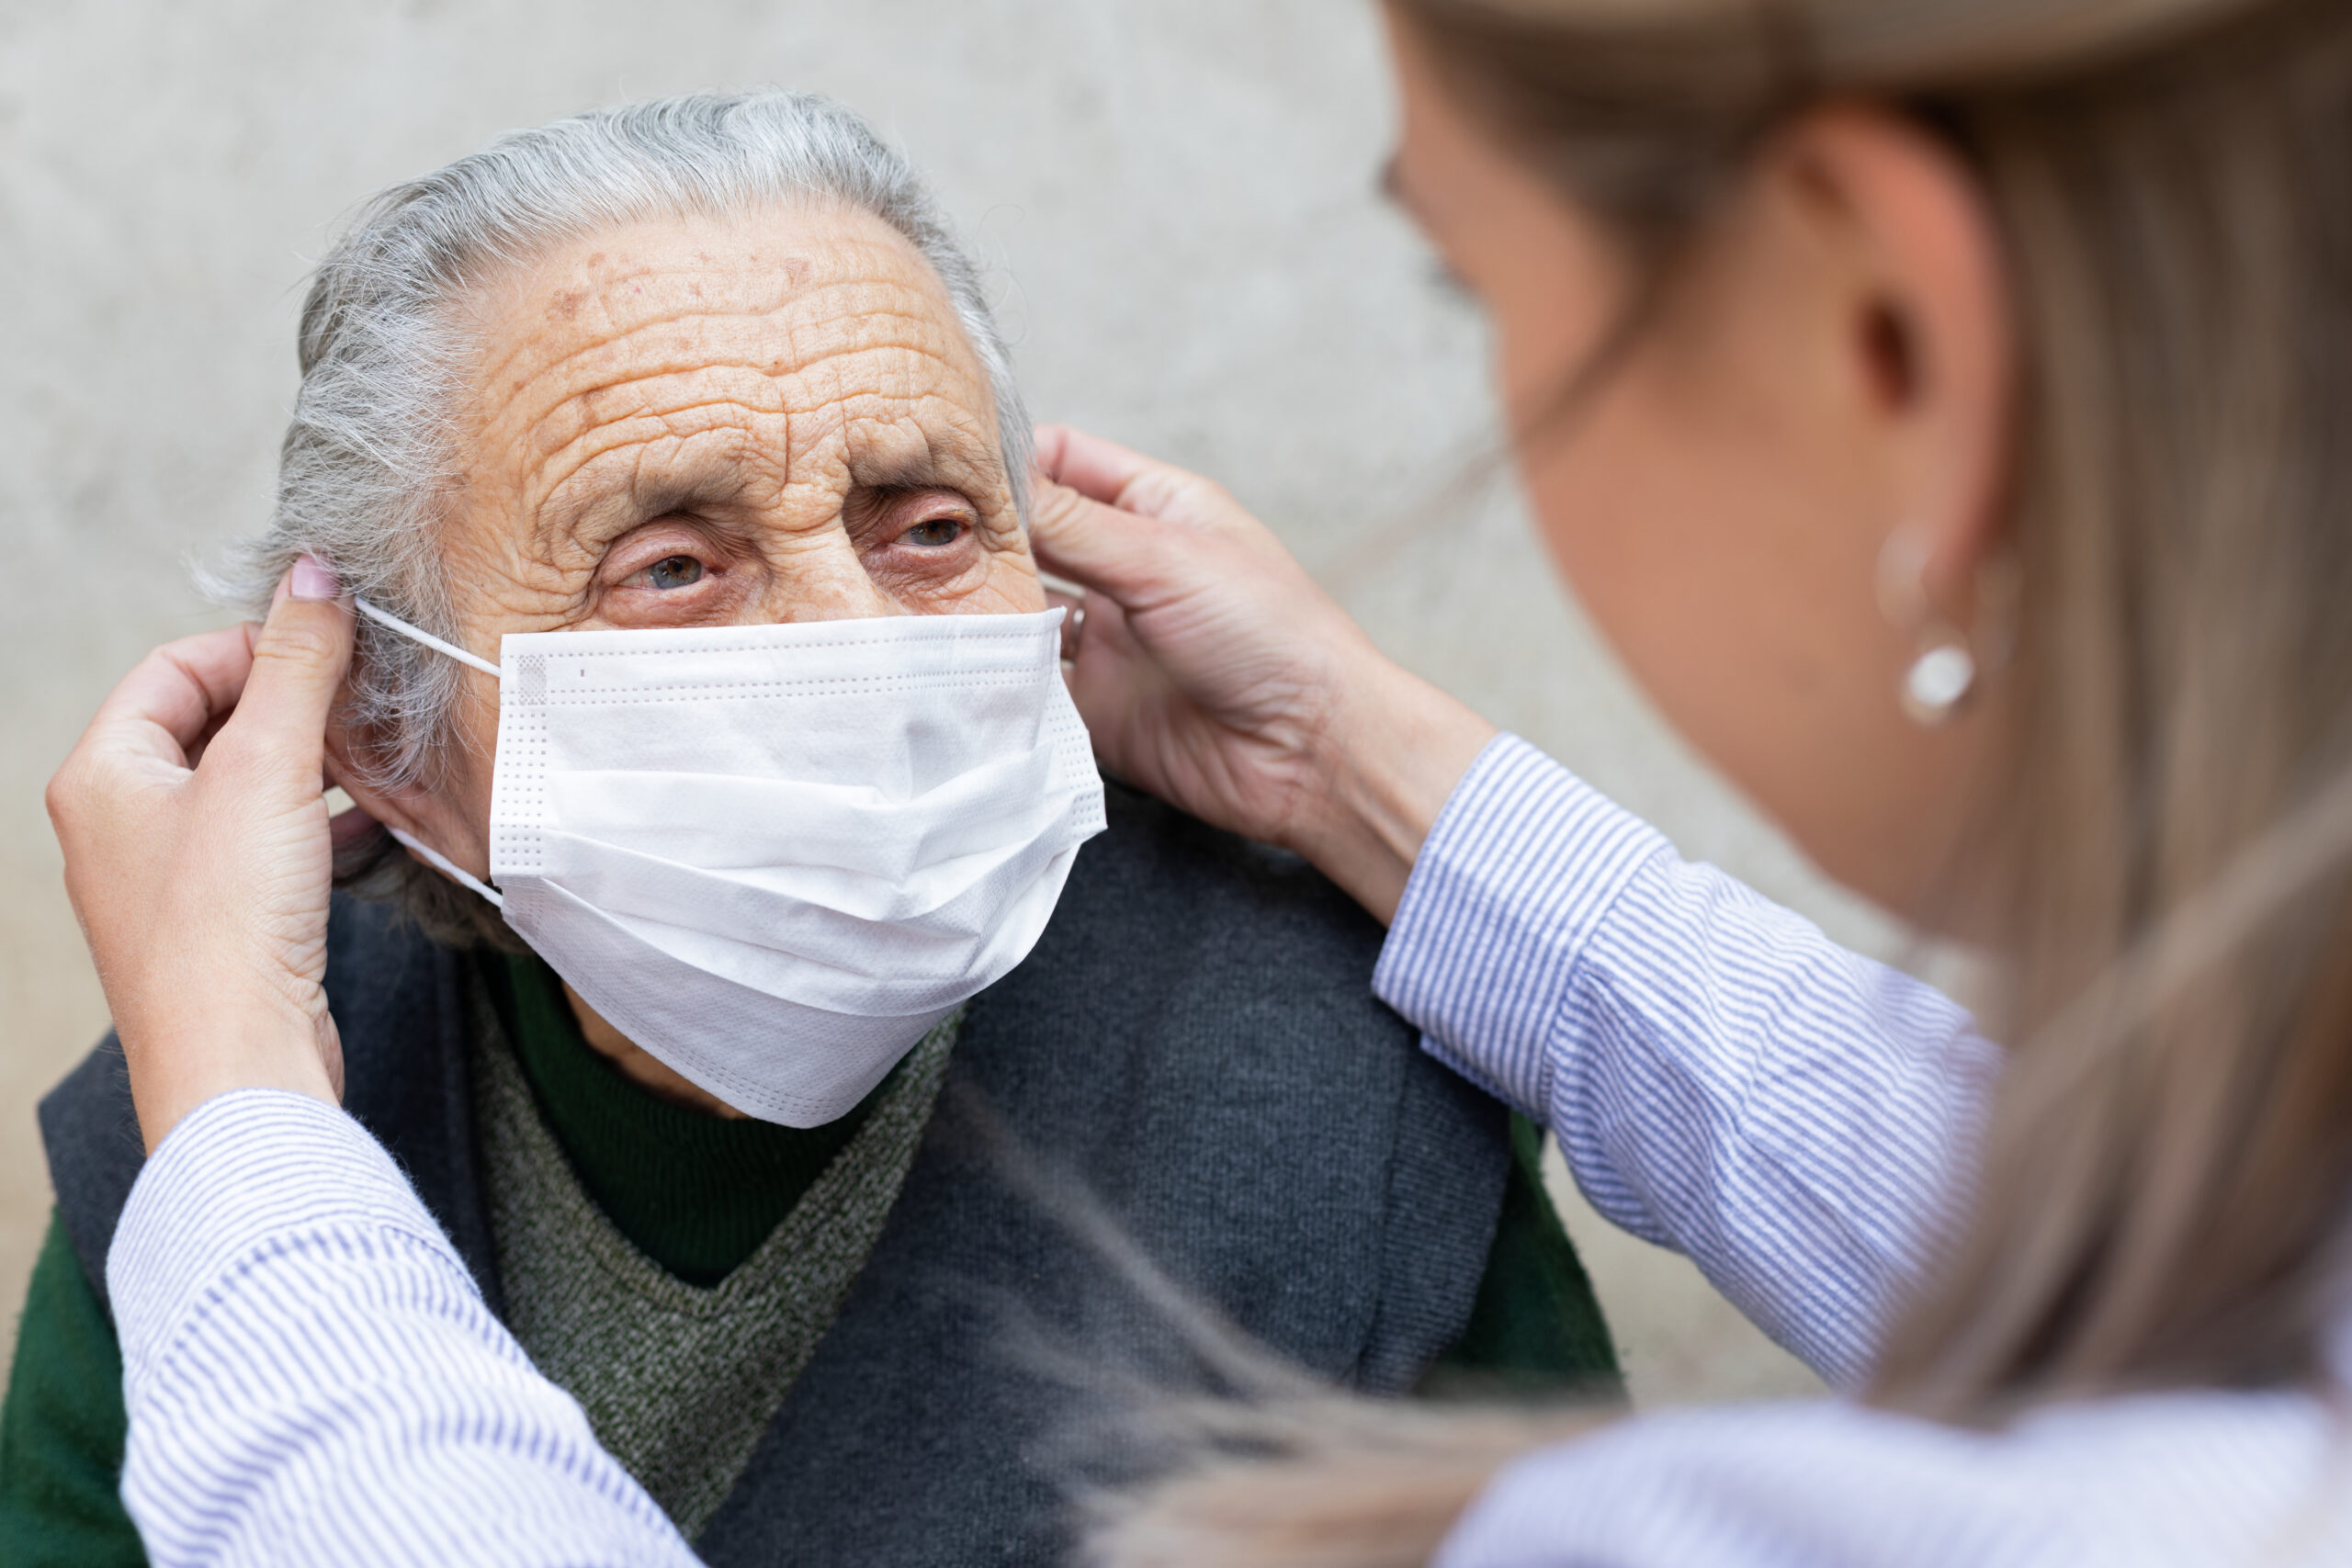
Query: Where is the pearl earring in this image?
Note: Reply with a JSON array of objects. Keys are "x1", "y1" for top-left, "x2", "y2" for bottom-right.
[
  {"x1": 1901, "y1": 632, "x2": 1976, "y2": 727},
  {"x1": 1876, "y1": 528, "x2": 1982, "y2": 728}
]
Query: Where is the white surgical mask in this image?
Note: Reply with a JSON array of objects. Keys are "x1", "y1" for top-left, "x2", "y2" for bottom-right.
[{"x1": 353, "y1": 599, "x2": 1106, "y2": 1125}]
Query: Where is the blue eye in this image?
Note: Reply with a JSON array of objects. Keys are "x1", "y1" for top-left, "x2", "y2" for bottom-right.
[
  {"x1": 904, "y1": 518, "x2": 965, "y2": 548},
  {"x1": 645, "y1": 555, "x2": 704, "y2": 590}
]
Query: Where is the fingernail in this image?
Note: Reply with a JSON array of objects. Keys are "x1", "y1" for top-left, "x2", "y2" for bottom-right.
[{"x1": 289, "y1": 554, "x2": 340, "y2": 602}]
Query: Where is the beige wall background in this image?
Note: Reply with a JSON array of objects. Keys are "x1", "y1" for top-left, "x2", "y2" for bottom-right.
[{"x1": 0, "y1": 0, "x2": 1912, "y2": 1408}]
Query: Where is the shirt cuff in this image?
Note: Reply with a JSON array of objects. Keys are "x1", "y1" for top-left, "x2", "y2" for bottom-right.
[
  {"x1": 107, "y1": 1089, "x2": 471, "y2": 1398},
  {"x1": 1374, "y1": 733, "x2": 1671, "y2": 1117}
]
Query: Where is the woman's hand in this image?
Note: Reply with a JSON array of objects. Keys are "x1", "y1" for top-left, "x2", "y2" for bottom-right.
[
  {"x1": 47, "y1": 558, "x2": 355, "y2": 1152},
  {"x1": 1030, "y1": 425, "x2": 1495, "y2": 922}
]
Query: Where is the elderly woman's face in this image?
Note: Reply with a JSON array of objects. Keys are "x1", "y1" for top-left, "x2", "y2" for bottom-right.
[
  {"x1": 448, "y1": 204, "x2": 1035, "y2": 637},
  {"x1": 406, "y1": 204, "x2": 1042, "y2": 854}
]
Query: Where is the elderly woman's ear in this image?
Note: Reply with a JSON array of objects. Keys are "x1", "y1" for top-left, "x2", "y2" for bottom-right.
[
  {"x1": 327, "y1": 795, "x2": 387, "y2": 856},
  {"x1": 321, "y1": 698, "x2": 497, "y2": 886}
]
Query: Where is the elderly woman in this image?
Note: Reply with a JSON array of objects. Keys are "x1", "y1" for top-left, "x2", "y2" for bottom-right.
[{"x1": 1, "y1": 94, "x2": 1613, "y2": 1567}]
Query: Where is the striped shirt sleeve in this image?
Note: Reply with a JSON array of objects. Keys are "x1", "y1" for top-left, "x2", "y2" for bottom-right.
[
  {"x1": 1431, "y1": 1381, "x2": 2347, "y2": 1568},
  {"x1": 107, "y1": 1089, "x2": 696, "y2": 1568},
  {"x1": 1375, "y1": 734, "x2": 2001, "y2": 1387}
]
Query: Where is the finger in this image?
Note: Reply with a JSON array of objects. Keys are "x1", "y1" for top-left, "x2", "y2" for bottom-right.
[
  {"x1": 1058, "y1": 592, "x2": 1151, "y2": 723},
  {"x1": 1034, "y1": 423, "x2": 1246, "y2": 546},
  {"x1": 1027, "y1": 479, "x2": 1175, "y2": 603},
  {"x1": 1071, "y1": 582, "x2": 1138, "y2": 660},
  {"x1": 82, "y1": 626, "x2": 264, "y2": 768},
  {"x1": 211, "y1": 555, "x2": 353, "y2": 777},
  {"x1": 1044, "y1": 588, "x2": 1086, "y2": 659},
  {"x1": 1032, "y1": 423, "x2": 1169, "y2": 510}
]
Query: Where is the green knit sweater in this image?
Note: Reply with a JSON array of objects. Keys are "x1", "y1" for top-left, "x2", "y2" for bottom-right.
[
  {"x1": 0, "y1": 956, "x2": 1619, "y2": 1564},
  {"x1": 477, "y1": 962, "x2": 961, "y2": 1538}
]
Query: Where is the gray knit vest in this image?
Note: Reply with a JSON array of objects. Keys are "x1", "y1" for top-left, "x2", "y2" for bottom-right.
[
  {"x1": 43, "y1": 783, "x2": 1513, "y2": 1567},
  {"x1": 473, "y1": 973, "x2": 956, "y2": 1539}
]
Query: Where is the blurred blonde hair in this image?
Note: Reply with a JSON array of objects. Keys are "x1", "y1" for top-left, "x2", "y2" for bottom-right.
[{"x1": 1090, "y1": 0, "x2": 2352, "y2": 1559}]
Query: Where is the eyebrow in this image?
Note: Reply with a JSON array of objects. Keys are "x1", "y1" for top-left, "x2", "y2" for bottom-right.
[
  {"x1": 533, "y1": 412, "x2": 1012, "y2": 555},
  {"x1": 534, "y1": 463, "x2": 741, "y2": 558},
  {"x1": 849, "y1": 423, "x2": 1005, "y2": 495}
]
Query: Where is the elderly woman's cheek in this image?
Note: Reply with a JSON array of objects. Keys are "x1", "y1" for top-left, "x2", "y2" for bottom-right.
[
  {"x1": 977, "y1": 550, "x2": 1048, "y2": 614},
  {"x1": 868, "y1": 541, "x2": 1040, "y2": 613}
]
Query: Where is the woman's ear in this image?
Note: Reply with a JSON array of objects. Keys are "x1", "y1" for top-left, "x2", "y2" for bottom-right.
[
  {"x1": 322, "y1": 705, "x2": 413, "y2": 837},
  {"x1": 322, "y1": 705, "x2": 492, "y2": 878},
  {"x1": 1770, "y1": 104, "x2": 2015, "y2": 621}
]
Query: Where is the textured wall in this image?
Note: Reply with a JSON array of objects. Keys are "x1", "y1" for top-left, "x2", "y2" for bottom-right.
[{"x1": 0, "y1": 0, "x2": 1888, "y2": 1406}]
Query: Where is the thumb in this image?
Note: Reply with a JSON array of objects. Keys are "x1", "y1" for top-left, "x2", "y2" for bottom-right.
[
  {"x1": 1028, "y1": 478, "x2": 1182, "y2": 604},
  {"x1": 1033, "y1": 422, "x2": 1163, "y2": 508},
  {"x1": 217, "y1": 554, "x2": 353, "y2": 774}
]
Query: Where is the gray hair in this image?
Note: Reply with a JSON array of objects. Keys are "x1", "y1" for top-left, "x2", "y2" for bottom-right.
[{"x1": 216, "y1": 91, "x2": 1031, "y2": 942}]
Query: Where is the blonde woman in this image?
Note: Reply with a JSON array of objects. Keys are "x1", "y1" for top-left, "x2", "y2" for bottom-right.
[{"x1": 43, "y1": 0, "x2": 2352, "y2": 1563}]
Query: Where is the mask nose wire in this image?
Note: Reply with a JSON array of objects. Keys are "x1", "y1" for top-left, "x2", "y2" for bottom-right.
[{"x1": 348, "y1": 594, "x2": 507, "y2": 909}]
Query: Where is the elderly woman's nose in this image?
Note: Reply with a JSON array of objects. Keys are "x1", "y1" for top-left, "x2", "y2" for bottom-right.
[{"x1": 756, "y1": 531, "x2": 904, "y2": 623}]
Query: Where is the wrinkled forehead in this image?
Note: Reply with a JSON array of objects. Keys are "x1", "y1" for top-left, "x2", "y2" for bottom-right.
[{"x1": 452, "y1": 204, "x2": 1008, "y2": 548}]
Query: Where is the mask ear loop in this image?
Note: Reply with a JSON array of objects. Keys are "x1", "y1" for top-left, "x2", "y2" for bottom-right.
[
  {"x1": 351, "y1": 595, "x2": 507, "y2": 908},
  {"x1": 387, "y1": 828, "x2": 504, "y2": 908},
  {"x1": 352, "y1": 595, "x2": 503, "y2": 679}
]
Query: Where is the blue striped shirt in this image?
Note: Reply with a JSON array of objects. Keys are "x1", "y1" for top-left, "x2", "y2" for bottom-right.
[
  {"x1": 106, "y1": 733, "x2": 2352, "y2": 1565},
  {"x1": 1378, "y1": 735, "x2": 1996, "y2": 1388}
]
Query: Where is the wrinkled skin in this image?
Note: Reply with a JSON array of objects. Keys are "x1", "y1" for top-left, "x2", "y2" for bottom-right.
[
  {"x1": 332, "y1": 205, "x2": 1041, "y2": 1112},
  {"x1": 53, "y1": 26, "x2": 2026, "y2": 1148}
]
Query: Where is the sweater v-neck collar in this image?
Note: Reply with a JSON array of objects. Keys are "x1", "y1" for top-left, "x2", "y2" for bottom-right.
[{"x1": 487, "y1": 953, "x2": 892, "y2": 1286}]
